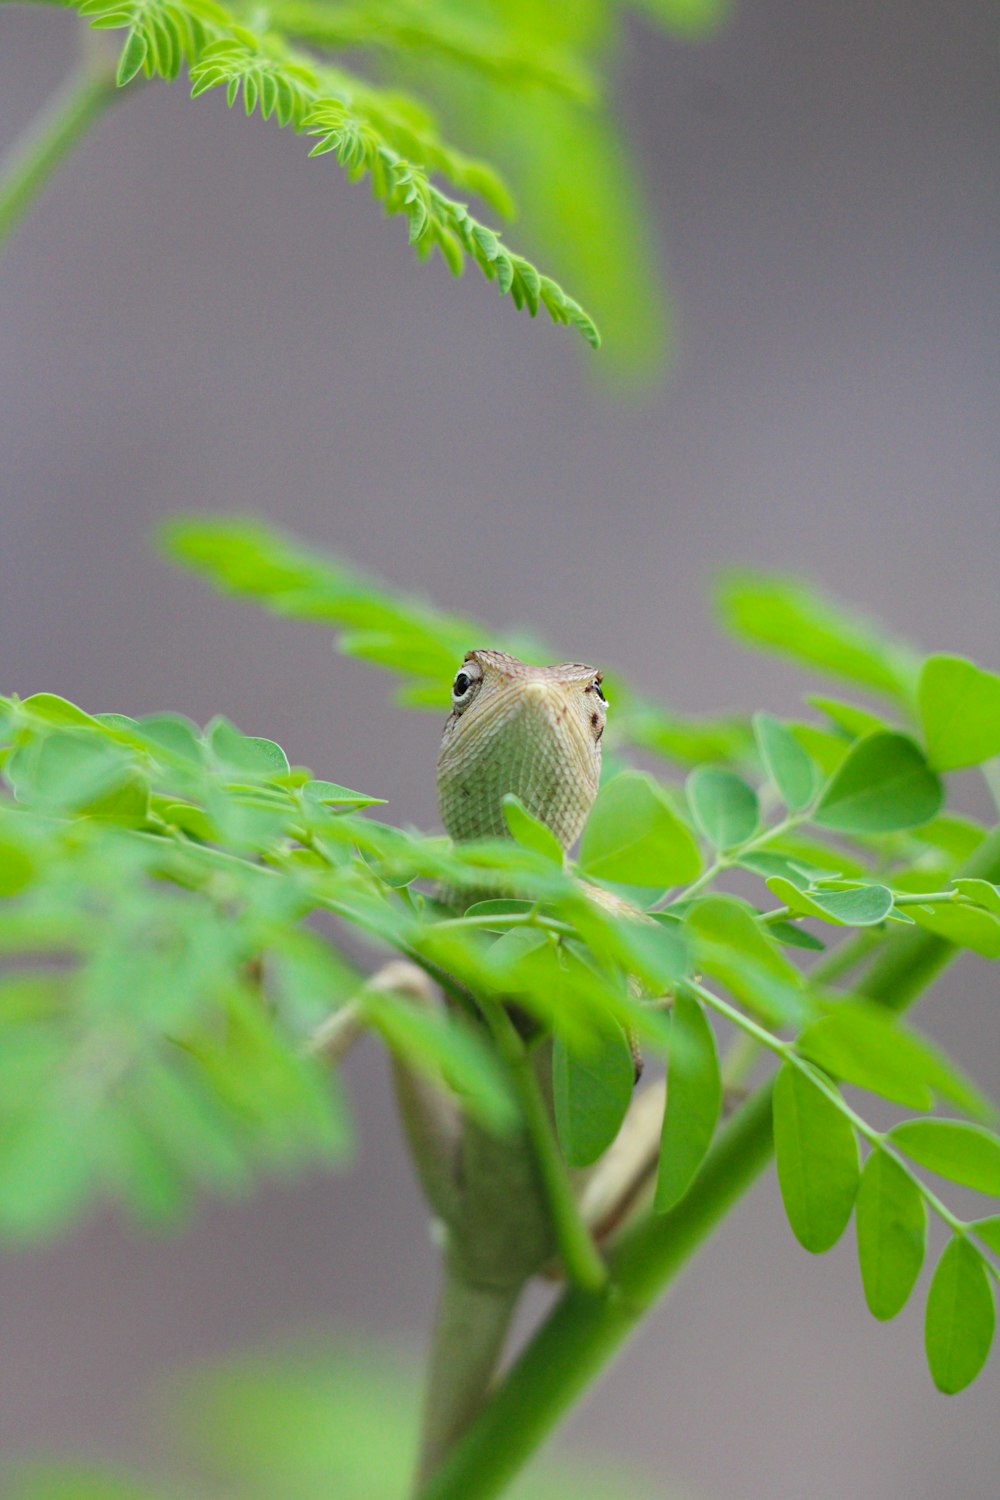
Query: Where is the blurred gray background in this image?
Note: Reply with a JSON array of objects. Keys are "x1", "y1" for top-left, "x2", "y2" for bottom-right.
[{"x1": 1, "y1": 0, "x2": 998, "y2": 1495}]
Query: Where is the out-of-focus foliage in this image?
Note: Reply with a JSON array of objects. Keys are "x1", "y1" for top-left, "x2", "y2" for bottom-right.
[
  {"x1": 5, "y1": 1340, "x2": 689, "y2": 1500},
  {"x1": 27, "y1": 0, "x2": 732, "y2": 367},
  {"x1": 3, "y1": 517, "x2": 1000, "y2": 1404}
]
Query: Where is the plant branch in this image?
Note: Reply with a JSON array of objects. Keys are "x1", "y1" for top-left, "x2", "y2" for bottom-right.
[
  {"x1": 0, "y1": 38, "x2": 121, "y2": 249},
  {"x1": 417, "y1": 823, "x2": 1000, "y2": 1500}
]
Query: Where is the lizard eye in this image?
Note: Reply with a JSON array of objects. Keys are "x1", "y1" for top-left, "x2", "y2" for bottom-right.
[
  {"x1": 451, "y1": 661, "x2": 482, "y2": 711},
  {"x1": 588, "y1": 676, "x2": 606, "y2": 704}
]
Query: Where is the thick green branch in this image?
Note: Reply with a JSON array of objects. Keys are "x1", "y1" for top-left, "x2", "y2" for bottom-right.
[
  {"x1": 0, "y1": 43, "x2": 119, "y2": 249},
  {"x1": 418, "y1": 824, "x2": 1000, "y2": 1500},
  {"x1": 417, "y1": 1086, "x2": 775, "y2": 1500}
]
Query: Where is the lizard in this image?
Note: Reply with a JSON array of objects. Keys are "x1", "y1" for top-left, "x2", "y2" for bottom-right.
[
  {"x1": 404, "y1": 650, "x2": 664, "y2": 1488},
  {"x1": 311, "y1": 649, "x2": 668, "y2": 1489}
]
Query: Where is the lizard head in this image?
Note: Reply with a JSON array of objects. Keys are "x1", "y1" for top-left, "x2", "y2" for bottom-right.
[{"x1": 437, "y1": 649, "x2": 606, "y2": 849}]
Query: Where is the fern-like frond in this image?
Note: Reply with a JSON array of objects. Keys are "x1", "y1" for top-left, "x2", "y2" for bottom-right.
[
  {"x1": 70, "y1": 0, "x2": 600, "y2": 344},
  {"x1": 188, "y1": 35, "x2": 316, "y2": 126},
  {"x1": 304, "y1": 101, "x2": 600, "y2": 343},
  {"x1": 79, "y1": 0, "x2": 229, "y2": 84},
  {"x1": 315, "y1": 64, "x2": 514, "y2": 219}
]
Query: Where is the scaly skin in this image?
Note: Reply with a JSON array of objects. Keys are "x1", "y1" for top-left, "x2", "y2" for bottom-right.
[
  {"x1": 437, "y1": 649, "x2": 606, "y2": 849},
  {"x1": 411, "y1": 651, "x2": 609, "y2": 1487}
]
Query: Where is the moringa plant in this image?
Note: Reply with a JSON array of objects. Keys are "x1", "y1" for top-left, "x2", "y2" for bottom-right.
[{"x1": 2, "y1": 518, "x2": 999, "y2": 1499}]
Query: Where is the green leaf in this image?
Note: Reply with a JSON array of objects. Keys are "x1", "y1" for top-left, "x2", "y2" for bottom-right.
[
  {"x1": 772, "y1": 1063, "x2": 859, "y2": 1253},
  {"x1": 918, "y1": 654, "x2": 1000, "y2": 771},
  {"x1": 553, "y1": 1020, "x2": 635, "y2": 1168},
  {"x1": 855, "y1": 1150, "x2": 927, "y2": 1320},
  {"x1": 19, "y1": 692, "x2": 99, "y2": 727},
  {"x1": 925, "y1": 1237, "x2": 995, "y2": 1393},
  {"x1": 137, "y1": 713, "x2": 204, "y2": 764},
  {"x1": 768, "y1": 921, "x2": 826, "y2": 952},
  {"x1": 654, "y1": 992, "x2": 721, "y2": 1212},
  {"x1": 0, "y1": 836, "x2": 36, "y2": 896},
  {"x1": 7, "y1": 731, "x2": 134, "y2": 812},
  {"x1": 502, "y1": 793, "x2": 564, "y2": 865},
  {"x1": 686, "y1": 897, "x2": 807, "y2": 1025},
  {"x1": 753, "y1": 712, "x2": 817, "y2": 811},
  {"x1": 890, "y1": 1120, "x2": 1000, "y2": 1195},
  {"x1": 461, "y1": 899, "x2": 534, "y2": 932},
  {"x1": 609, "y1": 913, "x2": 690, "y2": 993},
  {"x1": 797, "y1": 1003, "x2": 993, "y2": 1120},
  {"x1": 616, "y1": 699, "x2": 752, "y2": 768},
  {"x1": 0, "y1": 1110, "x2": 94, "y2": 1240},
  {"x1": 578, "y1": 771, "x2": 701, "y2": 890},
  {"x1": 116, "y1": 28, "x2": 148, "y2": 85},
  {"x1": 241, "y1": 736, "x2": 290, "y2": 773},
  {"x1": 954, "y1": 879, "x2": 1000, "y2": 916},
  {"x1": 814, "y1": 733, "x2": 942, "y2": 835},
  {"x1": 363, "y1": 990, "x2": 515, "y2": 1134},
  {"x1": 766, "y1": 877, "x2": 893, "y2": 927},
  {"x1": 805, "y1": 694, "x2": 891, "y2": 738},
  {"x1": 905, "y1": 901, "x2": 1000, "y2": 959},
  {"x1": 972, "y1": 1216, "x2": 1000, "y2": 1254},
  {"x1": 717, "y1": 573, "x2": 918, "y2": 699},
  {"x1": 208, "y1": 717, "x2": 289, "y2": 776},
  {"x1": 788, "y1": 721, "x2": 852, "y2": 776},
  {"x1": 685, "y1": 766, "x2": 759, "y2": 849},
  {"x1": 303, "y1": 779, "x2": 386, "y2": 809}
]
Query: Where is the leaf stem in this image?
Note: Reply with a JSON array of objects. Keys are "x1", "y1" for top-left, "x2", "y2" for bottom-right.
[
  {"x1": 673, "y1": 812, "x2": 801, "y2": 903},
  {"x1": 0, "y1": 38, "x2": 120, "y2": 249}
]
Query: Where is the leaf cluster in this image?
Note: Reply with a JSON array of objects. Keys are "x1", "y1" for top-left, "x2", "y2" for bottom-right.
[{"x1": 4, "y1": 519, "x2": 1000, "y2": 1400}]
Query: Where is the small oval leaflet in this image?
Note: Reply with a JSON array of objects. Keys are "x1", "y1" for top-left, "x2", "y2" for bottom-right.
[
  {"x1": 925, "y1": 1237, "x2": 996, "y2": 1394},
  {"x1": 773, "y1": 1063, "x2": 860, "y2": 1254},
  {"x1": 905, "y1": 901, "x2": 1000, "y2": 960},
  {"x1": 766, "y1": 876, "x2": 893, "y2": 927},
  {"x1": 655, "y1": 992, "x2": 721, "y2": 1213},
  {"x1": 814, "y1": 732, "x2": 942, "y2": 835},
  {"x1": 918, "y1": 654, "x2": 1000, "y2": 771},
  {"x1": 579, "y1": 771, "x2": 702, "y2": 889},
  {"x1": 502, "y1": 793, "x2": 564, "y2": 866},
  {"x1": 553, "y1": 1021, "x2": 635, "y2": 1168},
  {"x1": 855, "y1": 1151, "x2": 926, "y2": 1321},
  {"x1": 685, "y1": 766, "x2": 759, "y2": 850},
  {"x1": 753, "y1": 712, "x2": 817, "y2": 812},
  {"x1": 889, "y1": 1119, "x2": 1000, "y2": 1196}
]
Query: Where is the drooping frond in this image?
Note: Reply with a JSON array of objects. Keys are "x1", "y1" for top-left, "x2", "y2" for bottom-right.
[{"x1": 70, "y1": 0, "x2": 601, "y2": 346}]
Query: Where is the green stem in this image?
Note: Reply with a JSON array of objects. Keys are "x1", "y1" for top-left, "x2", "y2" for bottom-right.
[
  {"x1": 0, "y1": 46, "x2": 120, "y2": 249},
  {"x1": 686, "y1": 979, "x2": 972, "y2": 1243},
  {"x1": 809, "y1": 927, "x2": 881, "y2": 985},
  {"x1": 673, "y1": 812, "x2": 801, "y2": 903},
  {"x1": 479, "y1": 997, "x2": 607, "y2": 1294},
  {"x1": 417, "y1": 1086, "x2": 776, "y2": 1500},
  {"x1": 417, "y1": 824, "x2": 1000, "y2": 1500}
]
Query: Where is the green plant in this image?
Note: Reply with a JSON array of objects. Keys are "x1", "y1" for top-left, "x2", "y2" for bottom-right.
[
  {"x1": 2, "y1": 519, "x2": 999, "y2": 1498},
  {"x1": 0, "y1": 0, "x2": 728, "y2": 374}
]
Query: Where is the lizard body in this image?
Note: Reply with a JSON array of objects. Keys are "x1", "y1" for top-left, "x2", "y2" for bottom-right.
[{"x1": 410, "y1": 650, "x2": 610, "y2": 1485}]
